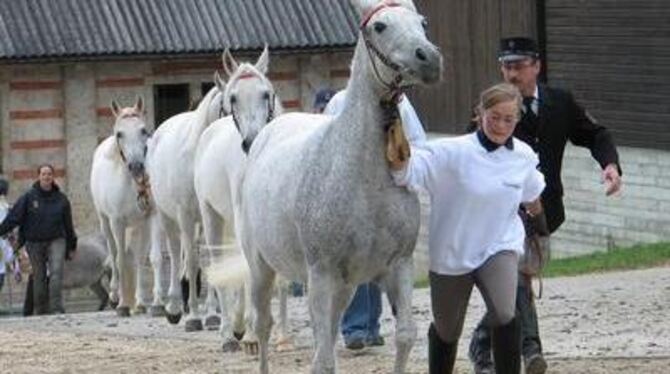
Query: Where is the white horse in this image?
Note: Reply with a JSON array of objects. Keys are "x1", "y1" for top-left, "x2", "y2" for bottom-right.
[
  {"x1": 146, "y1": 76, "x2": 224, "y2": 330},
  {"x1": 90, "y1": 98, "x2": 166, "y2": 317},
  {"x1": 194, "y1": 48, "x2": 294, "y2": 352},
  {"x1": 210, "y1": 0, "x2": 442, "y2": 372}
]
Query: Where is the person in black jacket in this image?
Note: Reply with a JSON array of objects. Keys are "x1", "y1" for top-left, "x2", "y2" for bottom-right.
[
  {"x1": 468, "y1": 37, "x2": 622, "y2": 374},
  {"x1": 0, "y1": 164, "x2": 77, "y2": 315}
]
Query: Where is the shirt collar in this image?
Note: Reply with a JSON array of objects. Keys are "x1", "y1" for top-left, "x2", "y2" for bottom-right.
[{"x1": 477, "y1": 129, "x2": 514, "y2": 152}]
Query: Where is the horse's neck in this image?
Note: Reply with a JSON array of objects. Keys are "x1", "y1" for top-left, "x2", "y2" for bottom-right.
[
  {"x1": 185, "y1": 89, "x2": 219, "y2": 150},
  {"x1": 326, "y1": 38, "x2": 391, "y2": 171}
]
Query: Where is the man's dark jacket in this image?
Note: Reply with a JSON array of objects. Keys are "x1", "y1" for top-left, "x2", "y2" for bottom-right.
[
  {"x1": 515, "y1": 84, "x2": 621, "y2": 233},
  {"x1": 0, "y1": 182, "x2": 77, "y2": 252}
]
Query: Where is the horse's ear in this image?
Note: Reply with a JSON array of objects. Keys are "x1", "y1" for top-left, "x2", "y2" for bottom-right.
[
  {"x1": 134, "y1": 96, "x2": 144, "y2": 115},
  {"x1": 255, "y1": 45, "x2": 270, "y2": 74},
  {"x1": 110, "y1": 100, "x2": 121, "y2": 118},
  {"x1": 214, "y1": 71, "x2": 226, "y2": 93},
  {"x1": 222, "y1": 48, "x2": 239, "y2": 77},
  {"x1": 350, "y1": 0, "x2": 380, "y2": 19}
]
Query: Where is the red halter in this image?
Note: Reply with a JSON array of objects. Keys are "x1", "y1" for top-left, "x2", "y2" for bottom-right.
[
  {"x1": 237, "y1": 72, "x2": 257, "y2": 80},
  {"x1": 359, "y1": 1, "x2": 402, "y2": 29}
]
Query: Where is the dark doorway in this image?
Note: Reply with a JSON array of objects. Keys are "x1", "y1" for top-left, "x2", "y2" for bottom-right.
[
  {"x1": 154, "y1": 84, "x2": 190, "y2": 127},
  {"x1": 201, "y1": 82, "x2": 215, "y2": 97}
]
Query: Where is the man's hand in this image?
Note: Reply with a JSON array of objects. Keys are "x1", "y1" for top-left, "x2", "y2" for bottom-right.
[{"x1": 602, "y1": 163, "x2": 622, "y2": 196}]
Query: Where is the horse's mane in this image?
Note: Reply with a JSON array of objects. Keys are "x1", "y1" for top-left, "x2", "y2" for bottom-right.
[{"x1": 186, "y1": 86, "x2": 220, "y2": 148}]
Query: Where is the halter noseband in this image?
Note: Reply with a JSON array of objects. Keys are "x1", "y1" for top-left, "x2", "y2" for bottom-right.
[{"x1": 360, "y1": 1, "x2": 405, "y2": 101}]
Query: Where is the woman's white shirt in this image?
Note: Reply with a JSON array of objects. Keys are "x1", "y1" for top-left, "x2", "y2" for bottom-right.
[{"x1": 392, "y1": 132, "x2": 545, "y2": 275}]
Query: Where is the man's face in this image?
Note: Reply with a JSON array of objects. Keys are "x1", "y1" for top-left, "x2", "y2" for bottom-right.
[{"x1": 500, "y1": 58, "x2": 540, "y2": 96}]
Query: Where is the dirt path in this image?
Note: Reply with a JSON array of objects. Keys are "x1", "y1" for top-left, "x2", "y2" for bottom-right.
[{"x1": 0, "y1": 267, "x2": 668, "y2": 373}]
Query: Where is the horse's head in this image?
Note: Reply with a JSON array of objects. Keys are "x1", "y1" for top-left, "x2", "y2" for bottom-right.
[
  {"x1": 110, "y1": 97, "x2": 151, "y2": 183},
  {"x1": 218, "y1": 46, "x2": 281, "y2": 153},
  {"x1": 352, "y1": 0, "x2": 442, "y2": 90}
]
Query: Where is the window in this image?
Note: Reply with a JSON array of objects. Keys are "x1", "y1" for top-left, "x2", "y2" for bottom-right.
[{"x1": 153, "y1": 84, "x2": 190, "y2": 127}]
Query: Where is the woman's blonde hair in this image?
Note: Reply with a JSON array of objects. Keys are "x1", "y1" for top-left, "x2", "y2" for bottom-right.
[{"x1": 472, "y1": 83, "x2": 522, "y2": 126}]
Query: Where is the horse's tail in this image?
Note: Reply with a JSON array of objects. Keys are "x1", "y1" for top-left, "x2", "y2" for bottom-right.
[{"x1": 206, "y1": 252, "x2": 250, "y2": 288}]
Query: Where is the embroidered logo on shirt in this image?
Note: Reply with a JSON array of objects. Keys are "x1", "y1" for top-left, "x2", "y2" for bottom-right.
[{"x1": 502, "y1": 181, "x2": 521, "y2": 189}]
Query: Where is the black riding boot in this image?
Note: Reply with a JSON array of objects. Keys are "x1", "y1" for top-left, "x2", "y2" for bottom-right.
[
  {"x1": 428, "y1": 323, "x2": 457, "y2": 374},
  {"x1": 492, "y1": 317, "x2": 521, "y2": 374}
]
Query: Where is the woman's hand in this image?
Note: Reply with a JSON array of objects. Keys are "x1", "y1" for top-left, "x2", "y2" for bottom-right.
[
  {"x1": 524, "y1": 198, "x2": 543, "y2": 217},
  {"x1": 386, "y1": 119, "x2": 410, "y2": 171}
]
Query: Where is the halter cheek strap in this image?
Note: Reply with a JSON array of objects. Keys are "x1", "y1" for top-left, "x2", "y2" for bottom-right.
[{"x1": 360, "y1": 2, "x2": 405, "y2": 101}]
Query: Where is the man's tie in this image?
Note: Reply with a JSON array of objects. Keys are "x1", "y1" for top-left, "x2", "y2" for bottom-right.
[{"x1": 523, "y1": 96, "x2": 537, "y2": 122}]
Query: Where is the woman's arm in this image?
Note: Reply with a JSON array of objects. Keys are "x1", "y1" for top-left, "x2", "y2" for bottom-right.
[
  {"x1": 61, "y1": 196, "x2": 77, "y2": 256},
  {"x1": 390, "y1": 137, "x2": 450, "y2": 194},
  {"x1": 0, "y1": 194, "x2": 28, "y2": 237}
]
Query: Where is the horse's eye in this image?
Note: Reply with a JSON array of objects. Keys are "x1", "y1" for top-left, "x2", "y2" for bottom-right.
[
  {"x1": 141, "y1": 128, "x2": 149, "y2": 137},
  {"x1": 421, "y1": 19, "x2": 428, "y2": 30},
  {"x1": 262, "y1": 91, "x2": 271, "y2": 101},
  {"x1": 116, "y1": 132, "x2": 123, "y2": 139},
  {"x1": 373, "y1": 22, "x2": 387, "y2": 34}
]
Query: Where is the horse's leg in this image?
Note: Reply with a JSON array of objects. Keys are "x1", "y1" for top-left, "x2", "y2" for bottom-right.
[
  {"x1": 233, "y1": 283, "x2": 246, "y2": 340},
  {"x1": 382, "y1": 256, "x2": 416, "y2": 374},
  {"x1": 110, "y1": 219, "x2": 135, "y2": 317},
  {"x1": 245, "y1": 254, "x2": 275, "y2": 374},
  {"x1": 274, "y1": 278, "x2": 294, "y2": 352},
  {"x1": 148, "y1": 213, "x2": 166, "y2": 316},
  {"x1": 308, "y1": 267, "x2": 355, "y2": 374},
  {"x1": 162, "y1": 213, "x2": 183, "y2": 324},
  {"x1": 178, "y1": 209, "x2": 203, "y2": 332},
  {"x1": 98, "y1": 214, "x2": 119, "y2": 309},
  {"x1": 89, "y1": 278, "x2": 109, "y2": 311},
  {"x1": 131, "y1": 222, "x2": 151, "y2": 314},
  {"x1": 199, "y1": 202, "x2": 224, "y2": 330}
]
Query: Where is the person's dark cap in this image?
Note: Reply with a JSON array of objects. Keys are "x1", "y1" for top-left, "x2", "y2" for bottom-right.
[
  {"x1": 313, "y1": 88, "x2": 336, "y2": 112},
  {"x1": 498, "y1": 37, "x2": 539, "y2": 63}
]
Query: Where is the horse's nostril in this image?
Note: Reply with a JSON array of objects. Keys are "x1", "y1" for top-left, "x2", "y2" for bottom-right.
[{"x1": 415, "y1": 48, "x2": 427, "y2": 62}]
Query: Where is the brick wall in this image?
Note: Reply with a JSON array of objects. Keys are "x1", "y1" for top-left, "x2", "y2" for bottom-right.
[{"x1": 0, "y1": 51, "x2": 353, "y2": 237}]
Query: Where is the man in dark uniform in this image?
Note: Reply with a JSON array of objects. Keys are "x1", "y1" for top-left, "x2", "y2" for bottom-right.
[{"x1": 468, "y1": 37, "x2": 623, "y2": 374}]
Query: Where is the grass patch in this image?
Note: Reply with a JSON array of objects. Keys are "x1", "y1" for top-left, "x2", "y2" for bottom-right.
[
  {"x1": 542, "y1": 241, "x2": 670, "y2": 278},
  {"x1": 414, "y1": 241, "x2": 670, "y2": 288}
]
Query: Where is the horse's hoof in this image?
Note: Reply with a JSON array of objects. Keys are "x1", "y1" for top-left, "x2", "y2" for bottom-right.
[
  {"x1": 204, "y1": 315, "x2": 221, "y2": 330},
  {"x1": 242, "y1": 340, "x2": 259, "y2": 356},
  {"x1": 184, "y1": 318, "x2": 203, "y2": 332},
  {"x1": 221, "y1": 338, "x2": 241, "y2": 353},
  {"x1": 133, "y1": 305, "x2": 148, "y2": 315},
  {"x1": 233, "y1": 330, "x2": 245, "y2": 341},
  {"x1": 274, "y1": 336, "x2": 295, "y2": 352},
  {"x1": 149, "y1": 305, "x2": 166, "y2": 317},
  {"x1": 116, "y1": 306, "x2": 131, "y2": 317},
  {"x1": 166, "y1": 313, "x2": 182, "y2": 325},
  {"x1": 110, "y1": 299, "x2": 119, "y2": 310}
]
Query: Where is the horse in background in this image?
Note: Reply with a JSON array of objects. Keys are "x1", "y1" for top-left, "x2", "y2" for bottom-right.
[
  {"x1": 146, "y1": 72, "x2": 225, "y2": 331},
  {"x1": 195, "y1": 47, "x2": 293, "y2": 352},
  {"x1": 90, "y1": 97, "x2": 166, "y2": 317}
]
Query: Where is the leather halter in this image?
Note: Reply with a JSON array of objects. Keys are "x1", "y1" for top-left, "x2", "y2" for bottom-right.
[{"x1": 359, "y1": 1, "x2": 405, "y2": 103}]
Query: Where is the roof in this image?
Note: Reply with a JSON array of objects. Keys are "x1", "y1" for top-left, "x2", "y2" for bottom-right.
[{"x1": 0, "y1": 0, "x2": 359, "y2": 61}]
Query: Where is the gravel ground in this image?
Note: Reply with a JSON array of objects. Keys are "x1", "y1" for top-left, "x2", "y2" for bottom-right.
[{"x1": 0, "y1": 267, "x2": 668, "y2": 373}]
